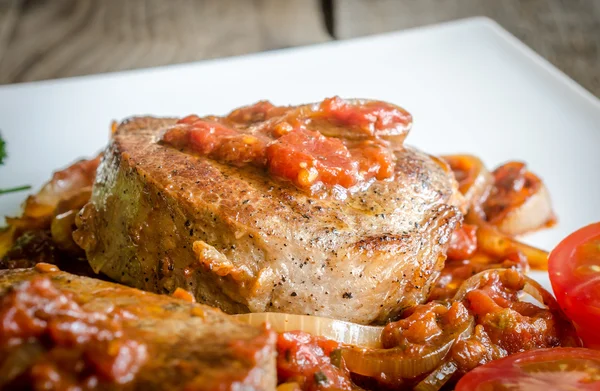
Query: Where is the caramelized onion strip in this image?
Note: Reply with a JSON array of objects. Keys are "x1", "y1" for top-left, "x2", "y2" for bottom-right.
[
  {"x1": 452, "y1": 269, "x2": 502, "y2": 302},
  {"x1": 474, "y1": 224, "x2": 549, "y2": 270},
  {"x1": 453, "y1": 268, "x2": 551, "y2": 306},
  {"x1": 521, "y1": 276, "x2": 563, "y2": 313},
  {"x1": 233, "y1": 312, "x2": 384, "y2": 348},
  {"x1": 341, "y1": 340, "x2": 452, "y2": 380},
  {"x1": 442, "y1": 154, "x2": 493, "y2": 212},
  {"x1": 413, "y1": 360, "x2": 458, "y2": 391},
  {"x1": 340, "y1": 317, "x2": 474, "y2": 380}
]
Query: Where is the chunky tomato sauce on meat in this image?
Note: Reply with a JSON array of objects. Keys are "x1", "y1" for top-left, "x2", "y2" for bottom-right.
[
  {"x1": 0, "y1": 275, "x2": 147, "y2": 389},
  {"x1": 161, "y1": 97, "x2": 412, "y2": 198}
]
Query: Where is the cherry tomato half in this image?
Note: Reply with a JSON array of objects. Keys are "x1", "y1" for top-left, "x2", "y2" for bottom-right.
[
  {"x1": 549, "y1": 222, "x2": 600, "y2": 348},
  {"x1": 456, "y1": 348, "x2": 600, "y2": 391}
]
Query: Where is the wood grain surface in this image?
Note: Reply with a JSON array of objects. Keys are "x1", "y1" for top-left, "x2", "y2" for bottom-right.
[
  {"x1": 0, "y1": 0, "x2": 330, "y2": 83},
  {"x1": 0, "y1": 0, "x2": 598, "y2": 97}
]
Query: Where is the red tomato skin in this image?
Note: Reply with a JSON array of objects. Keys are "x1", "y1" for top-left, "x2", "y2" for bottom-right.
[
  {"x1": 456, "y1": 347, "x2": 600, "y2": 391},
  {"x1": 549, "y1": 222, "x2": 600, "y2": 349}
]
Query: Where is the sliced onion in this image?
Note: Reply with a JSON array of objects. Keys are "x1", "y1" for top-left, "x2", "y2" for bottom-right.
[
  {"x1": 453, "y1": 267, "x2": 547, "y2": 308},
  {"x1": 4, "y1": 156, "x2": 100, "y2": 235},
  {"x1": 413, "y1": 360, "x2": 458, "y2": 391},
  {"x1": 523, "y1": 277, "x2": 582, "y2": 346},
  {"x1": 340, "y1": 317, "x2": 474, "y2": 380},
  {"x1": 442, "y1": 155, "x2": 493, "y2": 213},
  {"x1": 341, "y1": 341, "x2": 452, "y2": 380},
  {"x1": 232, "y1": 312, "x2": 384, "y2": 348},
  {"x1": 50, "y1": 209, "x2": 83, "y2": 254},
  {"x1": 453, "y1": 269, "x2": 582, "y2": 349},
  {"x1": 520, "y1": 279, "x2": 547, "y2": 307},
  {"x1": 474, "y1": 224, "x2": 549, "y2": 270},
  {"x1": 522, "y1": 276, "x2": 561, "y2": 312},
  {"x1": 453, "y1": 268, "x2": 514, "y2": 303},
  {"x1": 492, "y1": 182, "x2": 555, "y2": 236},
  {"x1": 453, "y1": 268, "x2": 549, "y2": 305},
  {"x1": 21, "y1": 156, "x2": 100, "y2": 219},
  {"x1": 453, "y1": 269, "x2": 504, "y2": 302}
]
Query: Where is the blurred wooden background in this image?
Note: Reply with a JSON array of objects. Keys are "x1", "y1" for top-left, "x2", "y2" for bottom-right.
[{"x1": 0, "y1": 0, "x2": 598, "y2": 96}]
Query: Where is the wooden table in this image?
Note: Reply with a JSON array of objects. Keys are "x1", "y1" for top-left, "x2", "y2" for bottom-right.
[{"x1": 1, "y1": 0, "x2": 598, "y2": 96}]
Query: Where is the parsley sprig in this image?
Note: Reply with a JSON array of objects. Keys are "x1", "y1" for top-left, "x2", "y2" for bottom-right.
[
  {"x1": 0, "y1": 133, "x2": 32, "y2": 194},
  {"x1": 0, "y1": 133, "x2": 5, "y2": 165}
]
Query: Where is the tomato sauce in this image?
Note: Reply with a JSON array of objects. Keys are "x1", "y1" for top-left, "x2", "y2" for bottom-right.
[
  {"x1": 387, "y1": 269, "x2": 580, "y2": 381},
  {"x1": 0, "y1": 276, "x2": 147, "y2": 389},
  {"x1": 162, "y1": 116, "x2": 269, "y2": 167},
  {"x1": 315, "y1": 96, "x2": 412, "y2": 139},
  {"x1": 356, "y1": 301, "x2": 472, "y2": 389},
  {"x1": 464, "y1": 271, "x2": 558, "y2": 353},
  {"x1": 461, "y1": 270, "x2": 579, "y2": 359},
  {"x1": 382, "y1": 301, "x2": 471, "y2": 350},
  {"x1": 161, "y1": 97, "x2": 411, "y2": 198},
  {"x1": 447, "y1": 224, "x2": 479, "y2": 261},
  {"x1": 276, "y1": 331, "x2": 353, "y2": 391},
  {"x1": 430, "y1": 251, "x2": 528, "y2": 301}
]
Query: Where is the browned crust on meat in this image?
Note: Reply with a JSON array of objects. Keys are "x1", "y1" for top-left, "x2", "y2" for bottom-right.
[{"x1": 76, "y1": 116, "x2": 463, "y2": 324}]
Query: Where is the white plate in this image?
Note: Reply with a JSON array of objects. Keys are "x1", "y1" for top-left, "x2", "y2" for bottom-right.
[{"x1": 1, "y1": 17, "x2": 599, "y2": 291}]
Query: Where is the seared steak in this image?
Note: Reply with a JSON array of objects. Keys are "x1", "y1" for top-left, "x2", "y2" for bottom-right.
[
  {"x1": 75, "y1": 111, "x2": 463, "y2": 324},
  {"x1": 0, "y1": 265, "x2": 276, "y2": 390}
]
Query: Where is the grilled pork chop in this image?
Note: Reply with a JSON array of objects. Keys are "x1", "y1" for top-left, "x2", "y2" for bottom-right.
[
  {"x1": 0, "y1": 265, "x2": 276, "y2": 390},
  {"x1": 75, "y1": 100, "x2": 463, "y2": 325}
]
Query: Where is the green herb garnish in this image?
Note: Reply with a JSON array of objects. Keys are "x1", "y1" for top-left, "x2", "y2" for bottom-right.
[
  {"x1": 314, "y1": 371, "x2": 329, "y2": 385},
  {"x1": 0, "y1": 133, "x2": 6, "y2": 165},
  {"x1": 329, "y1": 349, "x2": 343, "y2": 368},
  {"x1": 0, "y1": 133, "x2": 32, "y2": 194},
  {"x1": 0, "y1": 185, "x2": 32, "y2": 195}
]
